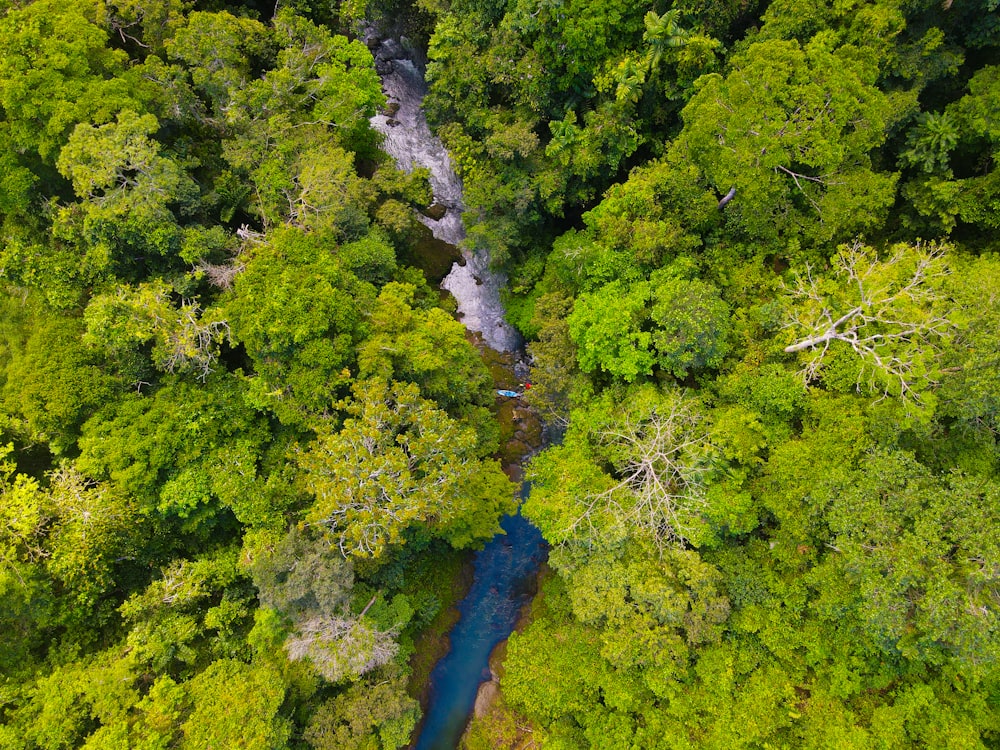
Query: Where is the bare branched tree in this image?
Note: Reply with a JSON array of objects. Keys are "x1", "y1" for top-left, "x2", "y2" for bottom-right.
[
  {"x1": 253, "y1": 530, "x2": 400, "y2": 684},
  {"x1": 570, "y1": 389, "x2": 715, "y2": 551},
  {"x1": 196, "y1": 258, "x2": 246, "y2": 290},
  {"x1": 156, "y1": 300, "x2": 232, "y2": 381},
  {"x1": 236, "y1": 224, "x2": 266, "y2": 243},
  {"x1": 783, "y1": 241, "x2": 953, "y2": 403},
  {"x1": 285, "y1": 611, "x2": 399, "y2": 683}
]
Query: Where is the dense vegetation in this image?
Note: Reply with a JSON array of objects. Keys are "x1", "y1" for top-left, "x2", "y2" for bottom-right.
[
  {"x1": 416, "y1": 0, "x2": 1000, "y2": 746},
  {"x1": 0, "y1": 1, "x2": 515, "y2": 746},
  {"x1": 0, "y1": 0, "x2": 998, "y2": 748}
]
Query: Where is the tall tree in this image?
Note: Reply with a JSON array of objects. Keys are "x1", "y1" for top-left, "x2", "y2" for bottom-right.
[
  {"x1": 680, "y1": 38, "x2": 897, "y2": 247},
  {"x1": 223, "y1": 227, "x2": 376, "y2": 424},
  {"x1": 782, "y1": 241, "x2": 953, "y2": 407},
  {"x1": 299, "y1": 379, "x2": 515, "y2": 558},
  {"x1": 527, "y1": 384, "x2": 718, "y2": 550}
]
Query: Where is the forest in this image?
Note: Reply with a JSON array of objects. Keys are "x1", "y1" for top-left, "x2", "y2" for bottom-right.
[{"x1": 0, "y1": 0, "x2": 998, "y2": 747}]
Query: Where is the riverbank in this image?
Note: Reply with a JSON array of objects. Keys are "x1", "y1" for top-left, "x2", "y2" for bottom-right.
[
  {"x1": 404, "y1": 342, "x2": 539, "y2": 721},
  {"x1": 406, "y1": 550, "x2": 477, "y2": 710},
  {"x1": 404, "y1": 336, "x2": 545, "y2": 749},
  {"x1": 365, "y1": 23, "x2": 549, "y2": 749}
]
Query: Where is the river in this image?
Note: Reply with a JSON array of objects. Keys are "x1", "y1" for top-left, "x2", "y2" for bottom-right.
[
  {"x1": 368, "y1": 34, "x2": 521, "y2": 353},
  {"x1": 367, "y1": 32, "x2": 546, "y2": 750},
  {"x1": 413, "y1": 496, "x2": 546, "y2": 750}
]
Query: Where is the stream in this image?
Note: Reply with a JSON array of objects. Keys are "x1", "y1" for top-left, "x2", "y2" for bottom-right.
[
  {"x1": 367, "y1": 32, "x2": 546, "y2": 750},
  {"x1": 414, "y1": 496, "x2": 546, "y2": 750}
]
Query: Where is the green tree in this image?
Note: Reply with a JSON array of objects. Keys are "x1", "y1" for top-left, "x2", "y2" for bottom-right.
[
  {"x1": 118, "y1": 546, "x2": 251, "y2": 676},
  {"x1": 305, "y1": 671, "x2": 419, "y2": 750},
  {"x1": 937, "y1": 254, "x2": 1000, "y2": 428},
  {"x1": 50, "y1": 106, "x2": 199, "y2": 277},
  {"x1": 164, "y1": 11, "x2": 272, "y2": 117},
  {"x1": 220, "y1": 11, "x2": 384, "y2": 230},
  {"x1": 56, "y1": 111, "x2": 185, "y2": 207},
  {"x1": 103, "y1": 0, "x2": 188, "y2": 53},
  {"x1": 552, "y1": 542, "x2": 730, "y2": 679},
  {"x1": 2, "y1": 305, "x2": 114, "y2": 454},
  {"x1": 0, "y1": 444, "x2": 47, "y2": 582},
  {"x1": 824, "y1": 450, "x2": 1000, "y2": 671},
  {"x1": 680, "y1": 38, "x2": 897, "y2": 246},
  {"x1": 223, "y1": 227, "x2": 376, "y2": 423},
  {"x1": 85, "y1": 280, "x2": 231, "y2": 383},
  {"x1": 567, "y1": 269, "x2": 732, "y2": 384},
  {"x1": 76, "y1": 375, "x2": 269, "y2": 540},
  {"x1": 268, "y1": 10, "x2": 384, "y2": 155},
  {"x1": 524, "y1": 291, "x2": 580, "y2": 425},
  {"x1": 642, "y1": 10, "x2": 691, "y2": 73},
  {"x1": 568, "y1": 148, "x2": 718, "y2": 277},
  {"x1": 299, "y1": 379, "x2": 515, "y2": 558},
  {"x1": 900, "y1": 111, "x2": 960, "y2": 174},
  {"x1": 648, "y1": 270, "x2": 731, "y2": 378},
  {"x1": 357, "y1": 282, "x2": 496, "y2": 434},
  {"x1": 251, "y1": 526, "x2": 354, "y2": 622},
  {"x1": 947, "y1": 65, "x2": 1000, "y2": 231}
]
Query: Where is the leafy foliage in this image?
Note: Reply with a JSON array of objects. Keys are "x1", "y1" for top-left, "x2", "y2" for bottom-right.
[
  {"x1": 2, "y1": 0, "x2": 1000, "y2": 747},
  {"x1": 299, "y1": 379, "x2": 514, "y2": 558}
]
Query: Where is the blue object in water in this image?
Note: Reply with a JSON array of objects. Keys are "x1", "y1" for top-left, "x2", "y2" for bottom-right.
[
  {"x1": 496, "y1": 389, "x2": 520, "y2": 398},
  {"x1": 412, "y1": 499, "x2": 547, "y2": 750}
]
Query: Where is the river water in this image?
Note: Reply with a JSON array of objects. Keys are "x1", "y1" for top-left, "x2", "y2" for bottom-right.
[
  {"x1": 413, "y1": 500, "x2": 546, "y2": 750},
  {"x1": 367, "y1": 33, "x2": 544, "y2": 750}
]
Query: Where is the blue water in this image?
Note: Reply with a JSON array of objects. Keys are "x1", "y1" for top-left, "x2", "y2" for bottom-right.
[{"x1": 413, "y1": 505, "x2": 547, "y2": 750}]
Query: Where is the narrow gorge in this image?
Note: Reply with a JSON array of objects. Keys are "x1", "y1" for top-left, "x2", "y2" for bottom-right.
[{"x1": 368, "y1": 31, "x2": 547, "y2": 750}]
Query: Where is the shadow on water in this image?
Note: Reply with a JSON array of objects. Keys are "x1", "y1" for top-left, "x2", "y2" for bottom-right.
[
  {"x1": 412, "y1": 492, "x2": 547, "y2": 750},
  {"x1": 399, "y1": 221, "x2": 464, "y2": 287}
]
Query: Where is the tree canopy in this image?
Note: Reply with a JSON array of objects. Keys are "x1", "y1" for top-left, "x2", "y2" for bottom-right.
[{"x1": 2, "y1": 0, "x2": 1000, "y2": 747}]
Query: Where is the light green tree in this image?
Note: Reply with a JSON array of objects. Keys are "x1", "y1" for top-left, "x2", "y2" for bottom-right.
[
  {"x1": 180, "y1": 660, "x2": 291, "y2": 748},
  {"x1": 0, "y1": 0, "x2": 137, "y2": 162},
  {"x1": 85, "y1": 280, "x2": 231, "y2": 382},
  {"x1": 357, "y1": 282, "x2": 495, "y2": 428},
  {"x1": 568, "y1": 280, "x2": 654, "y2": 382},
  {"x1": 305, "y1": 671, "x2": 418, "y2": 750},
  {"x1": 299, "y1": 379, "x2": 515, "y2": 558},
  {"x1": 45, "y1": 466, "x2": 145, "y2": 613}
]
